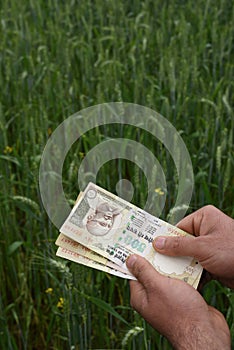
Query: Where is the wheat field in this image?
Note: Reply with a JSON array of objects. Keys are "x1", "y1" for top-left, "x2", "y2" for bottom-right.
[{"x1": 0, "y1": 0, "x2": 233, "y2": 349}]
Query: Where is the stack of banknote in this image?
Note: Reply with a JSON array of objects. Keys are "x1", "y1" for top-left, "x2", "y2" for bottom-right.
[{"x1": 56, "y1": 183, "x2": 203, "y2": 289}]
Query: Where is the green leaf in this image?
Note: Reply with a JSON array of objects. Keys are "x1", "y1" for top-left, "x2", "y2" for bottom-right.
[
  {"x1": 7, "y1": 241, "x2": 24, "y2": 256},
  {"x1": 81, "y1": 293, "x2": 129, "y2": 325},
  {"x1": 0, "y1": 155, "x2": 21, "y2": 166}
]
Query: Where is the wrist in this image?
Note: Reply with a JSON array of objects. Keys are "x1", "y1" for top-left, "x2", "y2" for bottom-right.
[{"x1": 168, "y1": 321, "x2": 230, "y2": 350}]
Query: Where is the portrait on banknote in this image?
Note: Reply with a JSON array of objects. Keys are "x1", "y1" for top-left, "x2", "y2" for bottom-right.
[
  {"x1": 85, "y1": 201, "x2": 121, "y2": 236},
  {"x1": 69, "y1": 186, "x2": 124, "y2": 237}
]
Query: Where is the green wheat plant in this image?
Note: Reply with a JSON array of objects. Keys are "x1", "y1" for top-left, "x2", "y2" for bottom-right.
[{"x1": 0, "y1": 0, "x2": 233, "y2": 349}]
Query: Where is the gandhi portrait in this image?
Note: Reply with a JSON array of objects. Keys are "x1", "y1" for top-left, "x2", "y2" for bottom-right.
[{"x1": 85, "y1": 201, "x2": 121, "y2": 236}]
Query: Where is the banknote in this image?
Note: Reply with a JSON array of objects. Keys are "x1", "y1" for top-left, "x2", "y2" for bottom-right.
[
  {"x1": 56, "y1": 233, "x2": 202, "y2": 288},
  {"x1": 56, "y1": 233, "x2": 135, "y2": 278},
  {"x1": 192, "y1": 271, "x2": 203, "y2": 290},
  {"x1": 56, "y1": 247, "x2": 135, "y2": 279},
  {"x1": 56, "y1": 192, "x2": 135, "y2": 279},
  {"x1": 60, "y1": 183, "x2": 203, "y2": 288}
]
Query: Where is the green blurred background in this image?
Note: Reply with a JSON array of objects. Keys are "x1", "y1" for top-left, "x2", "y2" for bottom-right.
[{"x1": 0, "y1": 0, "x2": 233, "y2": 349}]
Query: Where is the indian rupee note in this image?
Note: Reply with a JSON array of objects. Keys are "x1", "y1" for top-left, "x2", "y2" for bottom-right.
[
  {"x1": 56, "y1": 246, "x2": 135, "y2": 279},
  {"x1": 56, "y1": 233, "x2": 134, "y2": 278},
  {"x1": 60, "y1": 183, "x2": 203, "y2": 288}
]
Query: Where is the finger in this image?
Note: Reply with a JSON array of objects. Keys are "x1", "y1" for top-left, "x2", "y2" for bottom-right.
[
  {"x1": 176, "y1": 205, "x2": 221, "y2": 236},
  {"x1": 153, "y1": 235, "x2": 206, "y2": 259},
  {"x1": 128, "y1": 280, "x2": 147, "y2": 311},
  {"x1": 126, "y1": 254, "x2": 164, "y2": 292},
  {"x1": 176, "y1": 210, "x2": 204, "y2": 236},
  {"x1": 127, "y1": 255, "x2": 160, "y2": 312}
]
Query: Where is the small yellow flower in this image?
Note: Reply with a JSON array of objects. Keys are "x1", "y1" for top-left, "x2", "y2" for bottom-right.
[
  {"x1": 57, "y1": 297, "x2": 64, "y2": 309},
  {"x1": 45, "y1": 287, "x2": 53, "y2": 294},
  {"x1": 3, "y1": 146, "x2": 13, "y2": 154},
  {"x1": 155, "y1": 188, "x2": 165, "y2": 196},
  {"x1": 47, "y1": 128, "x2": 52, "y2": 136}
]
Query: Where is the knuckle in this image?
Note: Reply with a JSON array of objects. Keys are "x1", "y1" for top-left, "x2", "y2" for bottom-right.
[
  {"x1": 203, "y1": 205, "x2": 217, "y2": 215},
  {"x1": 171, "y1": 236, "x2": 181, "y2": 250},
  {"x1": 133, "y1": 258, "x2": 146, "y2": 276},
  {"x1": 144, "y1": 278, "x2": 156, "y2": 292}
]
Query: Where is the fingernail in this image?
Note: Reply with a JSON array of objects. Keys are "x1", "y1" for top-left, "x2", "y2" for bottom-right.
[
  {"x1": 126, "y1": 255, "x2": 137, "y2": 268},
  {"x1": 154, "y1": 237, "x2": 166, "y2": 249}
]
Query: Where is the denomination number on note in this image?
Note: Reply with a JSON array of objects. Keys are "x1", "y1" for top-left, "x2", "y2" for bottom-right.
[
  {"x1": 124, "y1": 235, "x2": 146, "y2": 253},
  {"x1": 185, "y1": 266, "x2": 194, "y2": 275}
]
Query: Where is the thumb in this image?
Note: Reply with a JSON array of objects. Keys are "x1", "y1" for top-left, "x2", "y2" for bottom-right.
[
  {"x1": 153, "y1": 235, "x2": 205, "y2": 259},
  {"x1": 126, "y1": 255, "x2": 169, "y2": 316},
  {"x1": 126, "y1": 254, "x2": 164, "y2": 289}
]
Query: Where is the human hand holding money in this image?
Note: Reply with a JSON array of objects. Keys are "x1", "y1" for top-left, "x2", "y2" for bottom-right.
[{"x1": 56, "y1": 183, "x2": 203, "y2": 288}]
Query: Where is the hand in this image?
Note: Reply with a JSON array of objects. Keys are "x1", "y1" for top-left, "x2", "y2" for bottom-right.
[
  {"x1": 127, "y1": 255, "x2": 231, "y2": 350},
  {"x1": 153, "y1": 205, "x2": 234, "y2": 289}
]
